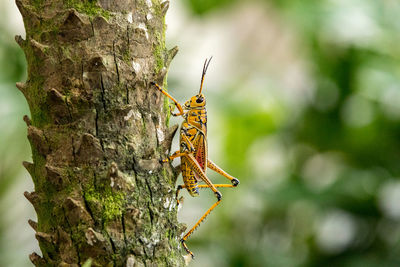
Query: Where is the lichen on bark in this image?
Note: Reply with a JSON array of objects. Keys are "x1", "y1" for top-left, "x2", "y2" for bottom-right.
[{"x1": 16, "y1": 0, "x2": 184, "y2": 266}]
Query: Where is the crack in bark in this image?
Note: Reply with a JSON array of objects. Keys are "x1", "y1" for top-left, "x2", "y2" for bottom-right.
[
  {"x1": 112, "y1": 41, "x2": 120, "y2": 83},
  {"x1": 42, "y1": 129, "x2": 52, "y2": 153},
  {"x1": 121, "y1": 213, "x2": 128, "y2": 248},
  {"x1": 82, "y1": 191, "x2": 96, "y2": 225},
  {"x1": 145, "y1": 179, "x2": 154, "y2": 228},
  {"x1": 147, "y1": 202, "x2": 154, "y2": 227},
  {"x1": 93, "y1": 172, "x2": 98, "y2": 190},
  {"x1": 101, "y1": 218, "x2": 117, "y2": 266},
  {"x1": 138, "y1": 238, "x2": 148, "y2": 258},
  {"x1": 95, "y1": 108, "x2": 105, "y2": 152},
  {"x1": 127, "y1": 25, "x2": 130, "y2": 47},
  {"x1": 100, "y1": 138, "x2": 105, "y2": 153},
  {"x1": 94, "y1": 108, "x2": 99, "y2": 136},
  {"x1": 71, "y1": 136, "x2": 77, "y2": 163},
  {"x1": 125, "y1": 84, "x2": 129, "y2": 104},
  {"x1": 90, "y1": 19, "x2": 95, "y2": 37},
  {"x1": 100, "y1": 74, "x2": 107, "y2": 111},
  {"x1": 81, "y1": 61, "x2": 84, "y2": 83},
  {"x1": 108, "y1": 235, "x2": 117, "y2": 267},
  {"x1": 132, "y1": 157, "x2": 140, "y2": 196},
  {"x1": 145, "y1": 178, "x2": 154, "y2": 205},
  {"x1": 65, "y1": 97, "x2": 73, "y2": 121}
]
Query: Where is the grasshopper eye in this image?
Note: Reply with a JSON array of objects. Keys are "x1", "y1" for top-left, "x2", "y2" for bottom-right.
[{"x1": 196, "y1": 97, "x2": 204, "y2": 103}]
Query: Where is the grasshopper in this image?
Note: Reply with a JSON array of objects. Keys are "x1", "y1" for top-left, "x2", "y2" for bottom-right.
[{"x1": 151, "y1": 58, "x2": 239, "y2": 258}]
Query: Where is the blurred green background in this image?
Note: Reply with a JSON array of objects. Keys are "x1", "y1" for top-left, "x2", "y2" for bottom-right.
[{"x1": 2, "y1": 0, "x2": 400, "y2": 266}]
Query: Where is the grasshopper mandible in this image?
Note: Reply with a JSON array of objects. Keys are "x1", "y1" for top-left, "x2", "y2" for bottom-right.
[{"x1": 150, "y1": 58, "x2": 239, "y2": 258}]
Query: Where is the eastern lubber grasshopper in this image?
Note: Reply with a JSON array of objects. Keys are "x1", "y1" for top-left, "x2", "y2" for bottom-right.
[{"x1": 151, "y1": 58, "x2": 239, "y2": 259}]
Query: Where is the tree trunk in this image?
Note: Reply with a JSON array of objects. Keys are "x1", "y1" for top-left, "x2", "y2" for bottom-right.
[{"x1": 16, "y1": 0, "x2": 184, "y2": 266}]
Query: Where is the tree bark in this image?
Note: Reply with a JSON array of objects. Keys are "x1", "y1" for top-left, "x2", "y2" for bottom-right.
[{"x1": 16, "y1": 0, "x2": 184, "y2": 266}]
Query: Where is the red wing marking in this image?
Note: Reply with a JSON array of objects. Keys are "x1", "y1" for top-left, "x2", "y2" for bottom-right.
[{"x1": 195, "y1": 134, "x2": 206, "y2": 170}]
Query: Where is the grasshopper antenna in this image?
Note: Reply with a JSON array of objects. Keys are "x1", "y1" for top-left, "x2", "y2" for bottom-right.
[{"x1": 199, "y1": 57, "x2": 212, "y2": 95}]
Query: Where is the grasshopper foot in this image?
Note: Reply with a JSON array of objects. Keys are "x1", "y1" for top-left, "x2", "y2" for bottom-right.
[
  {"x1": 231, "y1": 178, "x2": 240, "y2": 187},
  {"x1": 181, "y1": 239, "x2": 194, "y2": 259},
  {"x1": 169, "y1": 105, "x2": 179, "y2": 116},
  {"x1": 176, "y1": 185, "x2": 185, "y2": 206},
  {"x1": 176, "y1": 196, "x2": 184, "y2": 207},
  {"x1": 215, "y1": 191, "x2": 222, "y2": 201},
  {"x1": 159, "y1": 156, "x2": 169, "y2": 163}
]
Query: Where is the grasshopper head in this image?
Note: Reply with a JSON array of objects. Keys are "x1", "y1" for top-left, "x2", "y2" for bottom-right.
[{"x1": 184, "y1": 94, "x2": 206, "y2": 109}]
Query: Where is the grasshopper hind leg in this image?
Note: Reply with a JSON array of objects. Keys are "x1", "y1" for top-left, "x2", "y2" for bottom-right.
[
  {"x1": 207, "y1": 159, "x2": 240, "y2": 186},
  {"x1": 180, "y1": 191, "x2": 222, "y2": 259}
]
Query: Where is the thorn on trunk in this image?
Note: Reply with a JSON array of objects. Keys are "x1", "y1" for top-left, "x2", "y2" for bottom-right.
[
  {"x1": 16, "y1": 82, "x2": 27, "y2": 95},
  {"x1": 27, "y1": 126, "x2": 50, "y2": 155},
  {"x1": 60, "y1": 9, "x2": 92, "y2": 42},
  {"x1": 165, "y1": 46, "x2": 178, "y2": 69},
  {"x1": 168, "y1": 124, "x2": 179, "y2": 139},
  {"x1": 29, "y1": 38, "x2": 49, "y2": 57},
  {"x1": 48, "y1": 88, "x2": 66, "y2": 102},
  {"x1": 35, "y1": 231, "x2": 53, "y2": 244},
  {"x1": 85, "y1": 228, "x2": 106, "y2": 246},
  {"x1": 28, "y1": 219, "x2": 38, "y2": 231},
  {"x1": 15, "y1": 0, "x2": 31, "y2": 17},
  {"x1": 24, "y1": 191, "x2": 39, "y2": 207},
  {"x1": 64, "y1": 197, "x2": 94, "y2": 225},
  {"x1": 29, "y1": 252, "x2": 45, "y2": 266},
  {"x1": 161, "y1": 1, "x2": 170, "y2": 16},
  {"x1": 23, "y1": 115, "x2": 31, "y2": 126},
  {"x1": 162, "y1": 124, "x2": 179, "y2": 151},
  {"x1": 15, "y1": 35, "x2": 26, "y2": 48},
  {"x1": 45, "y1": 164, "x2": 65, "y2": 188},
  {"x1": 22, "y1": 161, "x2": 34, "y2": 176}
]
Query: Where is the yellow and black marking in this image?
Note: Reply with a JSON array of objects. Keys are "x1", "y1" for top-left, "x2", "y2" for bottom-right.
[{"x1": 151, "y1": 58, "x2": 240, "y2": 259}]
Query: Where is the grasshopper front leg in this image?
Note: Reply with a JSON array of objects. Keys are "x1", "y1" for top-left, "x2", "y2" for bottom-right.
[
  {"x1": 150, "y1": 82, "x2": 185, "y2": 117},
  {"x1": 161, "y1": 150, "x2": 185, "y2": 163}
]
